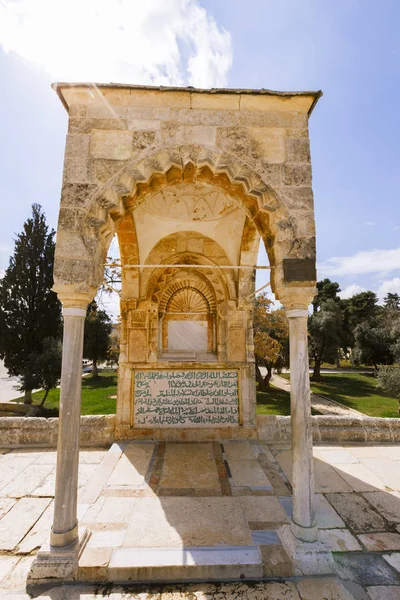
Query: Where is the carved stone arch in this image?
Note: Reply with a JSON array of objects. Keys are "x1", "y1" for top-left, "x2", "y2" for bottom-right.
[
  {"x1": 142, "y1": 231, "x2": 236, "y2": 301},
  {"x1": 116, "y1": 211, "x2": 140, "y2": 299},
  {"x1": 166, "y1": 288, "x2": 210, "y2": 314},
  {"x1": 159, "y1": 275, "x2": 217, "y2": 315},
  {"x1": 145, "y1": 252, "x2": 234, "y2": 305},
  {"x1": 67, "y1": 145, "x2": 300, "y2": 297},
  {"x1": 238, "y1": 216, "x2": 261, "y2": 305}
]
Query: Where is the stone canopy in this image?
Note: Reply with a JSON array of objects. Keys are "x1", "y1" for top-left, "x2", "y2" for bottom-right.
[
  {"x1": 51, "y1": 83, "x2": 321, "y2": 437},
  {"x1": 52, "y1": 83, "x2": 320, "y2": 304},
  {"x1": 28, "y1": 83, "x2": 327, "y2": 582}
]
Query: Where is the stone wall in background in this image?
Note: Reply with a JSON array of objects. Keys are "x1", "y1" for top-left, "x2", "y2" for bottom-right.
[
  {"x1": 1, "y1": 414, "x2": 400, "y2": 446},
  {"x1": 0, "y1": 415, "x2": 116, "y2": 447}
]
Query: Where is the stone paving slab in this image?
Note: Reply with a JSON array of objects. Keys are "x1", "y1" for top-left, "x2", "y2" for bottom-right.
[
  {"x1": 160, "y1": 443, "x2": 219, "y2": 490},
  {"x1": 367, "y1": 587, "x2": 400, "y2": 600},
  {"x1": 358, "y1": 532, "x2": 400, "y2": 552},
  {"x1": 332, "y1": 463, "x2": 388, "y2": 492},
  {"x1": 122, "y1": 497, "x2": 252, "y2": 548},
  {"x1": 319, "y1": 528, "x2": 362, "y2": 552},
  {"x1": 296, "y1": 577, "x2": 358, "y2": 600},
  {"x1": 334, "y1": 552, "x2": 400, "y2": 586},
  {"x1": 362, "y1": 491, "x2": 400, "y2": 523},
  {"x1": 314, "y1": 494, "x2": 345, "y2": 529},
  {"x1": 275, "y1": 450, "x2": 352, "y2": 493},
  {"x1": 3, "y1": 442, "x2": 400, "y2": 596},
  {"x1": 359, "y1": 458, "x2": 400, "y2": 490},
  {"x1": 383, "y1": 553, "x2": 400, "y2": 574},
  {"x1": 16, "y1": 501, "x2": 54, "y2": 554},
  {"x1": 325, "y1": 493, "x2": 387, "y2": 533},
  {"x1": 0, "y1": 497, "x2": 50, "y2": 551}
]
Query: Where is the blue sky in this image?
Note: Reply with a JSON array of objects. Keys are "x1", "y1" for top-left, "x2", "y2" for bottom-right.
[{"x1": 0, "y1": 0, "x2": 399, "y2": 313}]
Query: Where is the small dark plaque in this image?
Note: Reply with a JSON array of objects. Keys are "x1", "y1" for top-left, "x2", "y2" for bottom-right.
[{"x1": 283, "y1": 258, "x2": 316, "y2": 282}]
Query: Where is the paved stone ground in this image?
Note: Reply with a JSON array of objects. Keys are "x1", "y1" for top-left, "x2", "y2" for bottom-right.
[{"x1": 1, "y1": 442, "x2": 400, "y2": 598}]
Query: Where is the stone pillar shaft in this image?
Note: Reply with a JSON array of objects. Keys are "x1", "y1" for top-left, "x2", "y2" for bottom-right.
[
  {"x1": 51, "y1": 306, "x2": 86, "y2": 547},
  {"x1": 287, "y1": 308, "x2": 317, "y2": 543}
]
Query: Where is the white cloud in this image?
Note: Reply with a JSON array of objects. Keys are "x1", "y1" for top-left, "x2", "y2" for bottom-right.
[
  {"x1": 0, "y1": 269, "x2": 5, "y2": 279},
  {"x1": 363, "y1": 221, "x2": 375, "y2": 226},
  {"x1": 338, "y1": 284, "x2": 366, "y2": 299},
  {"x1": 319, "y1": 248, "x2": 400, "y2": 277},
  {"x1": 376, "y1": 278, "x2": 400, "y2": 304},
  {"x1": 0, "y1": 0, "x2": 232, "y2": 87}
]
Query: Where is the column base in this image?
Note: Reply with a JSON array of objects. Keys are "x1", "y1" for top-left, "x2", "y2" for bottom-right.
[
  {"x1": 291, "y1": 519, "x2": 318, "y2": 543},
  {"x1": 27, "y1": 527, "x2": 90, "y2": 587},
  {"x1": 278, "y1": 524, "x2": 336, "y2": 576},
  {"x1": 50, "y1": 521, "x2": 79, "y2": 547}
]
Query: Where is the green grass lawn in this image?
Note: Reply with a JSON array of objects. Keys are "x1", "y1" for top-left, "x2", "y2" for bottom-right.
[
  {"x1": 311, "y1": 373, "x2": 399, "y2": 418},
  {"x1": 256, "y1": 385, "x2": 321, "y2": 416},
  {"x1": 280, "y1": 372, "x2": 399, "y2": 418},
  {"x1": 257, "y1": 386, "x2": 291, "y2": 416},
  {"x1": 12, "y1": 373, "x2": 117, "y2": 415},
  {"x1": 319, "y1": 361, "x2": 374, "y2": 372}
]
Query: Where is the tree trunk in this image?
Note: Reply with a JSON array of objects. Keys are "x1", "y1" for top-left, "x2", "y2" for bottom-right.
[
  {"x1": 265, "y1": 364, "x2": 273, "y2": 387},
  {"x1": 92, "y1": 359, "x2": 98, "y2": 378},
  {"x1": 312, "y1": 359, "x2": 321, "y2": 382},
  {"x1": 24, "y1": 389, "x2": 32, "y2": 405},
  {"x1": 40, "y1": 388, "x2": 50, "y2": 407},
  {"x1": 256, "y1": 364, "x2": 270, "y2": 392}
]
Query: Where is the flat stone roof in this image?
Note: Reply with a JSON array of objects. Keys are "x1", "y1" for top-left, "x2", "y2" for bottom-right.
[{"x1": 52, "y1": 82, "x2": 323, "y2": 115}]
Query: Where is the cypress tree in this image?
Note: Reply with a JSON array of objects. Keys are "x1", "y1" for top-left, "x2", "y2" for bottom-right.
[
  {"x1": 83, "y1": 301, "x2": 112, "y2": 377},
  {"x1": 0, "y1": 204, "x2": 61, "y2": 403}
]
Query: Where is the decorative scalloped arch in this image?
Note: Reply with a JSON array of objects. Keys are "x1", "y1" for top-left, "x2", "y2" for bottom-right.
[
  {"x1": 54, "y1": 145, "x2": 306, "y2": 297},
  {"x1": 159, "y1": 276, "x2": 217, "y2": 314}
]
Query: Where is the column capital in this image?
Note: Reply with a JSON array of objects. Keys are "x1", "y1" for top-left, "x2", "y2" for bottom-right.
[
  {"x1": 56, "y1": 291, "x2": 96, "y2": 311},
  {"x1": 277, "y1": 287, "x2": 315, "y2": 313},
  {"x1": 286, "y1": 308, "x2": 309, "y2": 319}
]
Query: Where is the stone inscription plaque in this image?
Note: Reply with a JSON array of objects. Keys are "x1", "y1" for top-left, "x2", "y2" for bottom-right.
[{"x1": 133, "y1": 369, "x2": 240, "y2": 428}]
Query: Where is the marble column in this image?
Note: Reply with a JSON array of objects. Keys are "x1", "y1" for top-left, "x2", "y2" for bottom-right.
[
  {"x1": 287, "y1": 308, "x2": 317, "y2": 543},
  {"x1": 50, "y1": 303, "x2": 88, "y2": 548}
]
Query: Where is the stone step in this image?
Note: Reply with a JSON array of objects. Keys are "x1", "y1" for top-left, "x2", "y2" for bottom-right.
[{"x1": 80, "y1": 545, "x2": 263, "y2": 583}]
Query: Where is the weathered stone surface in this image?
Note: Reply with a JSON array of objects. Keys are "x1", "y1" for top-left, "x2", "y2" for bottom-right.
[
  {"x1": 383, "y1": 553, "x2": 400, "y2": 574},
  {"x1": 286, "y1": 138, "x2": 311, "y2": 163},
  {"x1": 314, "y1": 494, "x2": 345, "y2": 528},
  {"x1": 90, "y1": 129, "x2": 133, "y2": 160},
  {"x1": 367, "y1": 587, "x2": 400, "y2": 600},
  {"x1": 122, "y1": 497, "x2": 252, "y2": 548},
  {"x1": 318, "y1": 528, "x2": 362, "y2": 552},
  {"x1": 229, "y1": 459, "x2": 271, "y2": 487},
  {"x1": 334, "y1": 552, "x2": 400, "y2": 586},
  {"x1": 360, "y1": 457, "x2": 400, "y2": 490},
  {"x1": 239, "y1": 496, "x2": 289, "y2": 524},
  {"x1": 0, "y1": 555, "x2": 35, "y2": 590},
  {"x1": 79, "y1": 546, "x2": 113, "y2": 582},
  {"x1": 0, "y1": 555, "x2": 20, "y2": 585},
  {"x1": 332, "y1": 462, "x2": 387, "y2": 492},
  {"x1": 0, "y1": 497, "x2": 50, "y2": 551},
  {"x1": 17, "y1": 501, "x2": 54, "y2": 554},
  {"x1": 325, "y1": 493, "x2": 387, "y2": 533},
  {"x1": 249, "y1": 128, "x2": 285, "y2": 163},
  {"x1": 283, "y1": 164, "x2": 312, "y2": 186},
  {"x1": 160, "y1": 444, "x2": 219, "y2": 490},
  {"x1": 106, "y1": 443, "x2": 155, "y2": 488},
  {"x1": 358, "y1": 532, "x2": 400, "y2": 551},
  {"x1": 296, "y1": 577, "x2": 357, "y2": 600}
]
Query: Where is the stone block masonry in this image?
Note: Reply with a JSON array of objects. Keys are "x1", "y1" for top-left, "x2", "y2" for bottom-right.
[{"x1": 1, "y1": 414, "x2": 400, "y2": 447}]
